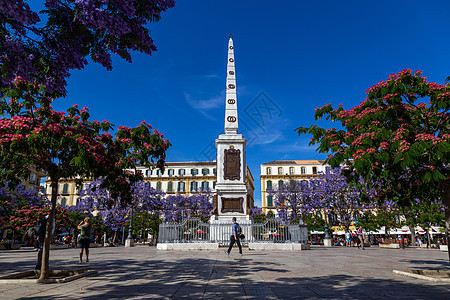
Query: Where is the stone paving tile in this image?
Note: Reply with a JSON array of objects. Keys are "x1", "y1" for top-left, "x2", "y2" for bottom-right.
[{"x1": 1, "y1": 245, "x2": 450, "y2": 299}]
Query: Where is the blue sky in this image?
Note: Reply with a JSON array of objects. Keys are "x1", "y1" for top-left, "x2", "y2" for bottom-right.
[{"x1": 51, "y1": 1, "x2": 450, "y2": 206}]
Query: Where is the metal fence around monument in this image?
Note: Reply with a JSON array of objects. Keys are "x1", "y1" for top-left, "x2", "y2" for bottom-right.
[
  {"x1": 158, "y1": 218, "x2": 308, "y2": 245},
  {"x1": 158, "y1": 218, "x2": 210, "y2": 243},
  {"x1": 252, "y1": 219, "x2": 308, "y2": 243}
]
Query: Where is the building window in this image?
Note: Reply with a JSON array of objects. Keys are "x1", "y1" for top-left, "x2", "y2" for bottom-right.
[
  {"x1": 156, "y1": 169, "x2": 162, "y2": 177},
  {"x1": 191, "y1": 169, "x2": 198, "y2": 176},
  {"x1": 201, "y1": 181, "x2": 209, "y2": 190},
  {"x1": 62, "y1": 183, "x2": 69, "y2": 194},
  {"x1": 312, "y1": 167, "x2": 318, "y2": 174},
  {"x1": 29, "y1": 173, "x2": 37, "y2": 185},
  {"x1": 266, "y1": 167, "x2": 271, "y2": 175},
  {"x1": 190, "y1": 181, "x2": 198, "y2": 192},
  {"x1": 179, "y1": 169, "x2": 185, "y2": 176},
  {"x1": 178, "y1": 182, "x2": 185, "y2": 192},
  {"x1": 267, "y1": 196, "x2": 273, "y2": 207},
  {"x1": 77, "y1": 184, "x2": 83, "y2": 194},
  {"x1": 156, "y1": 181, "x2": 162, "y2": 191},
  {"x1": 301, "y1": 167, "x2": 306, "y2": 174},
  {"x1": 267, "y1": 211, "x2": 274, "y2": 217},
  {"x1": 202, "y1": 168, "x2": 209, "y2": 176},
  {"x1": 329, "y1": 213, "x2": 338, "y2": 226},
  {"x1": 267, "y1": 180, "x2": 272, "y2": 189},
  {"x1": 278, "y1": 167, "x2": 283, "y2": 175},
  {"x1": 213, "y1": 168, "x2": 217, "y2": 175},
  {"x1": 289, "y1": 167, "x2": 295, "y2": 175},
  {"x1": 290, "y1": 180, "x2": 296, "y2": 189},
  {"x1": 168, "y1": 169, "x2": 174, "y2": 177},
  {"x1": 278, "y1": 180, "x2": 284, "y2": 187},
  {"x1": 61, "y1": 198, "x2": 67, "y2": 206},
  {"x1": 167, "y1": 181, "x2": 173, "y2": 192},
  {"x1": 213, "y1": 181, "x2": 216, "y2": 189},
  {"x1": 76, "y1": 198, "x2": 81, "y2": 205},
  {"x1": 146, "y1": 169, "x2": 152, "y2": 177}
]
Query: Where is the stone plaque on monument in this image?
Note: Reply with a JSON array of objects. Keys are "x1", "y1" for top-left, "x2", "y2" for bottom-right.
[
  {"x1": 224, "y1": 148, "x2": 240, "y2": 180},
  {"x1": 221, "y1": 197, "x2": 244, "y2": 213}
]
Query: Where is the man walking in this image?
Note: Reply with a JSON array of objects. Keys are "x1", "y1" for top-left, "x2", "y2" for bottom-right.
[
  {"x1": 357, "y1": 226, "x2": 365, "y2": 250},
  {"x1": 224, "y1": 217, "x2": 242, "y2": 256}
]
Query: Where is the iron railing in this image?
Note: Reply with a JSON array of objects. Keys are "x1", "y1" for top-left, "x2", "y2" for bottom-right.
[
  {"x1": 158, "y1": 218, "x2": 308, "y2": 245},
  {"x1": 158, "y1": 218, "x2": 210, "y2": 243},
  {"x1": 252, "y1": 219, "x2": 308, "y2": 243}
]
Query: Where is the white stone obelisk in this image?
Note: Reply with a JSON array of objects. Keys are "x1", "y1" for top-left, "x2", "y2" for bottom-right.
[{"x1": 212, "y1": 35, "x2": 250, "y2": 222}]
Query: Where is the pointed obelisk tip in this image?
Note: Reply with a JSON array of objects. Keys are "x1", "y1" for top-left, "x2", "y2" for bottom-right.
[{"x1": 229, "y1": 34, "x2": 233, "y2": 38}]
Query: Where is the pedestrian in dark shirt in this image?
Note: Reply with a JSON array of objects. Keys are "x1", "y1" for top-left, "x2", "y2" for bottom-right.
[{"x1": 224, "y1": 217, "x2": 243, "y2": 256}]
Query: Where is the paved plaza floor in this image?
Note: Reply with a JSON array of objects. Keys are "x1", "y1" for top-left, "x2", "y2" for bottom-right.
[{"x1": 0, "y1": 245, "x2": 449, "y2": 299}]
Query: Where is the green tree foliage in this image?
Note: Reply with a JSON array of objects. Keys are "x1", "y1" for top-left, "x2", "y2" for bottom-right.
[
  {"x1": 399, "y1": 200, "x2": 445, "y2": 232},
  {"x1": 357, "y1": 206, "x2": 399, "y2": 234},
  {"x1": 130, "y1": 212, "x2": 161, "y2": 241},
  {"x1": 297, "y1": 69, "x2": 450, "y2": 258},
  {"x1": 300, "y1": 214, "x2": 325, "y2": 233}
]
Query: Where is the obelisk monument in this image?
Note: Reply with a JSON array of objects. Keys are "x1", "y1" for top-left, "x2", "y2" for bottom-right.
[{"x1": 212, "y1": 34, "x2": 250, "y2": 221}]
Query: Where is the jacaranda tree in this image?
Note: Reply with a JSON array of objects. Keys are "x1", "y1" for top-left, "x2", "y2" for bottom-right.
[
  {"x1": 0, "y1": 80, "x2": 170, "y2": 279},
  {"x1": 297, "y1": 70, "x2": 450, "y2": 259},
  {"x1": 77, "y1": 178, "x2": 165, "y2": 242},
  {"x1": 310, "y1": 168, "x2": 372, "y2": 233},
  {"x1": 268, "y1": 179, "x2": 319, "y2": 224},
  {"x1": 162, "y1": 190, "x2": 214, "y2": 223},
  {"x1": 0, "y1": 0, "x2": 175, "y2": 99}
]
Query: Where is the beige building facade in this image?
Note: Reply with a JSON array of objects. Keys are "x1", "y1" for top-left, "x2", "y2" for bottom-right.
[
  {"x1": 45, "y1": 161, "x2": 255, "y2": 208},
  {"x1": 260, "y1": 160, "x2": 329, "y2": 215}
]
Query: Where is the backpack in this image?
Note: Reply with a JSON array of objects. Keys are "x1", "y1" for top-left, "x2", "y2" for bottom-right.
[
  {"x1": 236, "y1": 223, "x2": 242, "y2": 235},
  {"x1": 236, "y1": 223, "x2": 245, "y2": 239}
]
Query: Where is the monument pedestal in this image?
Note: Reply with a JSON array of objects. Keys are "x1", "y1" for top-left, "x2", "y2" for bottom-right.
[
  {"x1": 125, "y1": 238, "x2": 134, "y2": 247},
  {"x1": 323, "y1": 238, "x2": 333, "y2": 247}
]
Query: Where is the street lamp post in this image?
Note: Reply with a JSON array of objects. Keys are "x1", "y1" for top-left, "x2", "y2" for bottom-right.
[
  {"x1": 324, "y1": 212, "x2": 330, "y2": 239},
  {"x1": 323, "y1": 210, "x2": 333, "y2": 247},
  {"x1": 125, "y1": 206, "x2": 134, "y2": 247}
]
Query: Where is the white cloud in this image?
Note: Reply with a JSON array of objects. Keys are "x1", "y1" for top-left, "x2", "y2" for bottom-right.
[
  {"x1": 203, "y1": 74, "x2": 220, "y2": 79},
  {"x1": 184, "y1": 91, "x2": 224, "y2": 120}
]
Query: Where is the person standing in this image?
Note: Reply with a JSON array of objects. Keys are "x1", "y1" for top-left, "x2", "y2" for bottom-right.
[
  {"x1": 78, "y1": 217, "x2": 92, "y2": 262},
  {"x1": 224, "y1": 217, "x2": 243, "y2": 256},
  {"x1": 357, "y1": 226, "x2": 365, "y2": 250},
  {"x1": 345, "y1": 231, "x2": 351, "y2": 247},
  {"x1": 416, "y1": 234, "x2": 423, "y2": 248}
]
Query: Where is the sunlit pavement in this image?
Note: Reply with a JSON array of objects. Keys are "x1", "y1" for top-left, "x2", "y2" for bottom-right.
[{"x1": 1, "y1": 245, "x2": 449, "y2": 299}]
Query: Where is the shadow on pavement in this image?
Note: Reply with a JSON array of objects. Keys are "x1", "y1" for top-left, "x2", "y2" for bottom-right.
[{"x1": 16, "y1": 254, "x2": 450, "y2": 300}]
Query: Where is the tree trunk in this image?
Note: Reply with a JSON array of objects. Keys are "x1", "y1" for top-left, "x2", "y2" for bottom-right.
[
  {"x1": 443, "y1": 180, "x2": 450, "y2": 261},
  {"x1": 409, "y1": 226, "x2": 416, "y2": 246},
  {"x1": 39, "y1": 179, "x2": 58, "y2": 280},
  {"x1": 113, "y1": 230, "x2": 118, "y2": 245}
]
